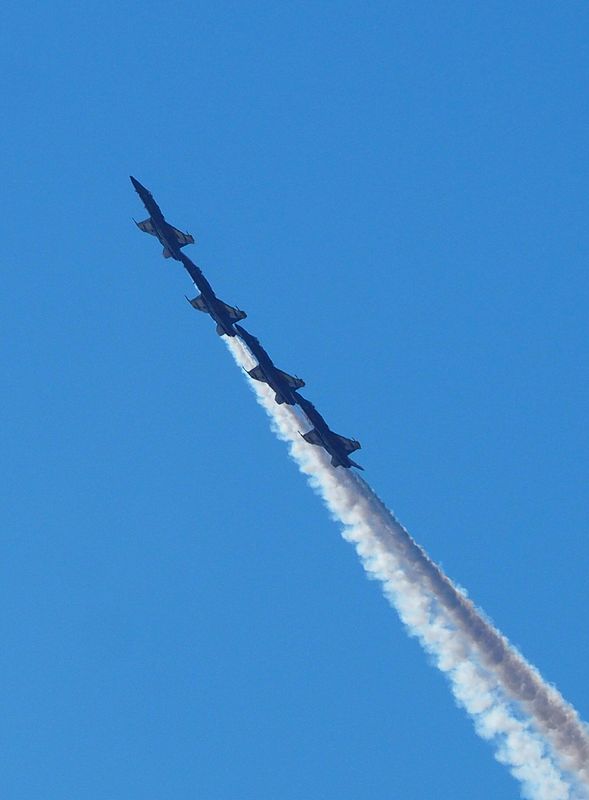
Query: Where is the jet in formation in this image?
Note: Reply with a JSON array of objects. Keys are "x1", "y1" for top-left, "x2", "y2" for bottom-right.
[
  {"x1": 130, "y1": 176, "x2": 194, "y2": 260},
  {"x1": 235, "y1": 325, "x2": 305, "y2": 405},
  {"x1": 181, "y1": 254, "x2": 247, "y2": 338},
  {"x1": 296, "y1": 394, "x2": 363, "y2": 470},
  {"x1": 130, "y1": 177, "x2": 362, "y2": 468}
]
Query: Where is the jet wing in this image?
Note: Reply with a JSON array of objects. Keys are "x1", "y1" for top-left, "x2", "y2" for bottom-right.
[
  {"x1": 170, "y1": 226, "x2": 195, "y2": 246},
  {"x1": 333, "y1": 434, "x2": 361, "y2": 454},
  {"x1": 218, "y1": 300, "x2": 246, "y2": 321},
  {"x1": 136, "y1": 218, "x2": 157, "y2": 235},
  {"x1": 275, "y1": 368, "x2": 305, "y2": 389},
  {"x1": 187, "y1": 294, "x2": 208, "y2": 312},
  {"x1": 302, "y1": 429, "x2": 323, "y2": 446},
  {"x1": 247, "y1": 365, "x2": 267, "y2": 383}
]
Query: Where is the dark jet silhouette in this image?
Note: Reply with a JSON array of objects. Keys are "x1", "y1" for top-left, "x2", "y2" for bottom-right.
[
  {"x1": 181, "y1": 254, "x2": 246, "y2": 337},
  {"x1": 234, "y1": 325, "x2": 305, "y2": 405},
  {"x1": 130, "y1": 176, "x2": 194, "y2": 260},
  {"x1": 296, "y1": 394, "x2": 363, "y2": 470}
]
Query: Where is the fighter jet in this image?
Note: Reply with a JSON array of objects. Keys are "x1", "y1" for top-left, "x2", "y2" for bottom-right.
[
  {"x1": 296, "y1": 394, "x2": 363, "y2": 470},
  {"x1": 234, "y1": 325, "x2": 305, "y2": 405},
  {"x1": 180, "y1": 254, "x2": 246, "y2": 337},
  {"x1": 130, "y1": 176, "x2": 194, "y2": 260}
]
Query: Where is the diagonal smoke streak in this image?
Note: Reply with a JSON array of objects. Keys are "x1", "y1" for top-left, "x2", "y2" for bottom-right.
[{"x1": 226, "y1": 336, "x2": 589, "y2": 800}]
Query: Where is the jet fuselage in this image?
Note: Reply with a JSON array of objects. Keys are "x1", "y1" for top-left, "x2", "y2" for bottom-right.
[
  {"x1": 235, "y1": 325, "x2": 304, "y2": 405},
  {"x1": 296, "y1": 394, "x2": 363, "y2": 469},
  {"x1": 180, "y1": 254, "x2": 246, "y2": 337},
  {"x1": 130, "y1": 176, "x2": 193, "y2": 260}
]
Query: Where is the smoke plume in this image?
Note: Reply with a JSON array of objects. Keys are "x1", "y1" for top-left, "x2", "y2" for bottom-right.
[{"x1": 226, "y1": 336, "x2": 589, "y2": 800}]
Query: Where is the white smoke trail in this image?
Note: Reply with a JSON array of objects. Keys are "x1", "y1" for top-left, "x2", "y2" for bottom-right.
[{"x1": 226, "y1": 336, "x2": 589, "y2": 800}]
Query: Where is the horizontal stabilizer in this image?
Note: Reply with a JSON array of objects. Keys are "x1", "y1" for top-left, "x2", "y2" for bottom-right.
[
  {"x1": 275, "y1": 368, "x2": 305, "y2": 389},
  {"x1": 334, "y1": 433, "x2": 361, "y2": 454},
  {"x1": 302, "y1": 429, "x2": 323, "y2": 447},
  {"x1": 187, "y1": 294, "x2": 208, "y2": 312},
  {"x1": 247, "y1": 365, "x2": 267, "y2": 384},
  {"x1": 330, "y1": 454, "x2": 364, "y2": 470},
  {"x1": 218, "y1": 300, "x2": 247, "y2": 322},
  {"x1": 136, "y1": 218, "x2": 157, "y2": 235}
]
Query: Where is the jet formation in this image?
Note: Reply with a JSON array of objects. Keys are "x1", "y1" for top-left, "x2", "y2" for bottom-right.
[{"x1": 130, "y1": 176, "x2": 363, "y2": 469}]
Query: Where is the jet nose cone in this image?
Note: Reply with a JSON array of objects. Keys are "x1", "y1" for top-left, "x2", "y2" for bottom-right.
[{"x1": 130, "y1": 175, "x2": 141, "y2": 190}]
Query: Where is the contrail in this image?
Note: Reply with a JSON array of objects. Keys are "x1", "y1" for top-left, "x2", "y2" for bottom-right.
[{"x1": 226, "y1": 336, "x2": 589, "y2": 800}]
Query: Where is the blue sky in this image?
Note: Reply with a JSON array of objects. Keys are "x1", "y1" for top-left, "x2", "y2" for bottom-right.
[{"x1": 2, "y1": 2, "x2": 588, "y2": 797}]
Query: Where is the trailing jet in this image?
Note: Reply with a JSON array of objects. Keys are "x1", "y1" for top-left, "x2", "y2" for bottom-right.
[
  {"x1": 234, "y1": 325, "x2": 305, "y2": 405},
  {"x1": 296, "y1": 394, "x2": 363, "y2": 470},
  {"x1": 130, "y1": 176, "x2": 194, "y2": 260},
  {"x1": 180, "y1": 254, "x2": 246, "y2": 337}
]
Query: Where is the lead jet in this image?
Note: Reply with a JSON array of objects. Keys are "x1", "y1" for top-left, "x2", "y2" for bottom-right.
[
  {"x1": 296, "y1": 394, "x2": 363, "y2": 470},
  {"x1": 180, "y1": 254, "x2": 246, "y2": 337},
  {"x1": 130, "y1": 176, "x2": 194, "y2": 260},
  {"x1": 234, "y1": 325, "x2": 305, "y2": 405}
]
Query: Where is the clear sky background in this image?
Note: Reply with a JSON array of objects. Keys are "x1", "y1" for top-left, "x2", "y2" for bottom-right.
[{"x1": 2, "y1": 2, "x2": 588, "y2": 798}]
